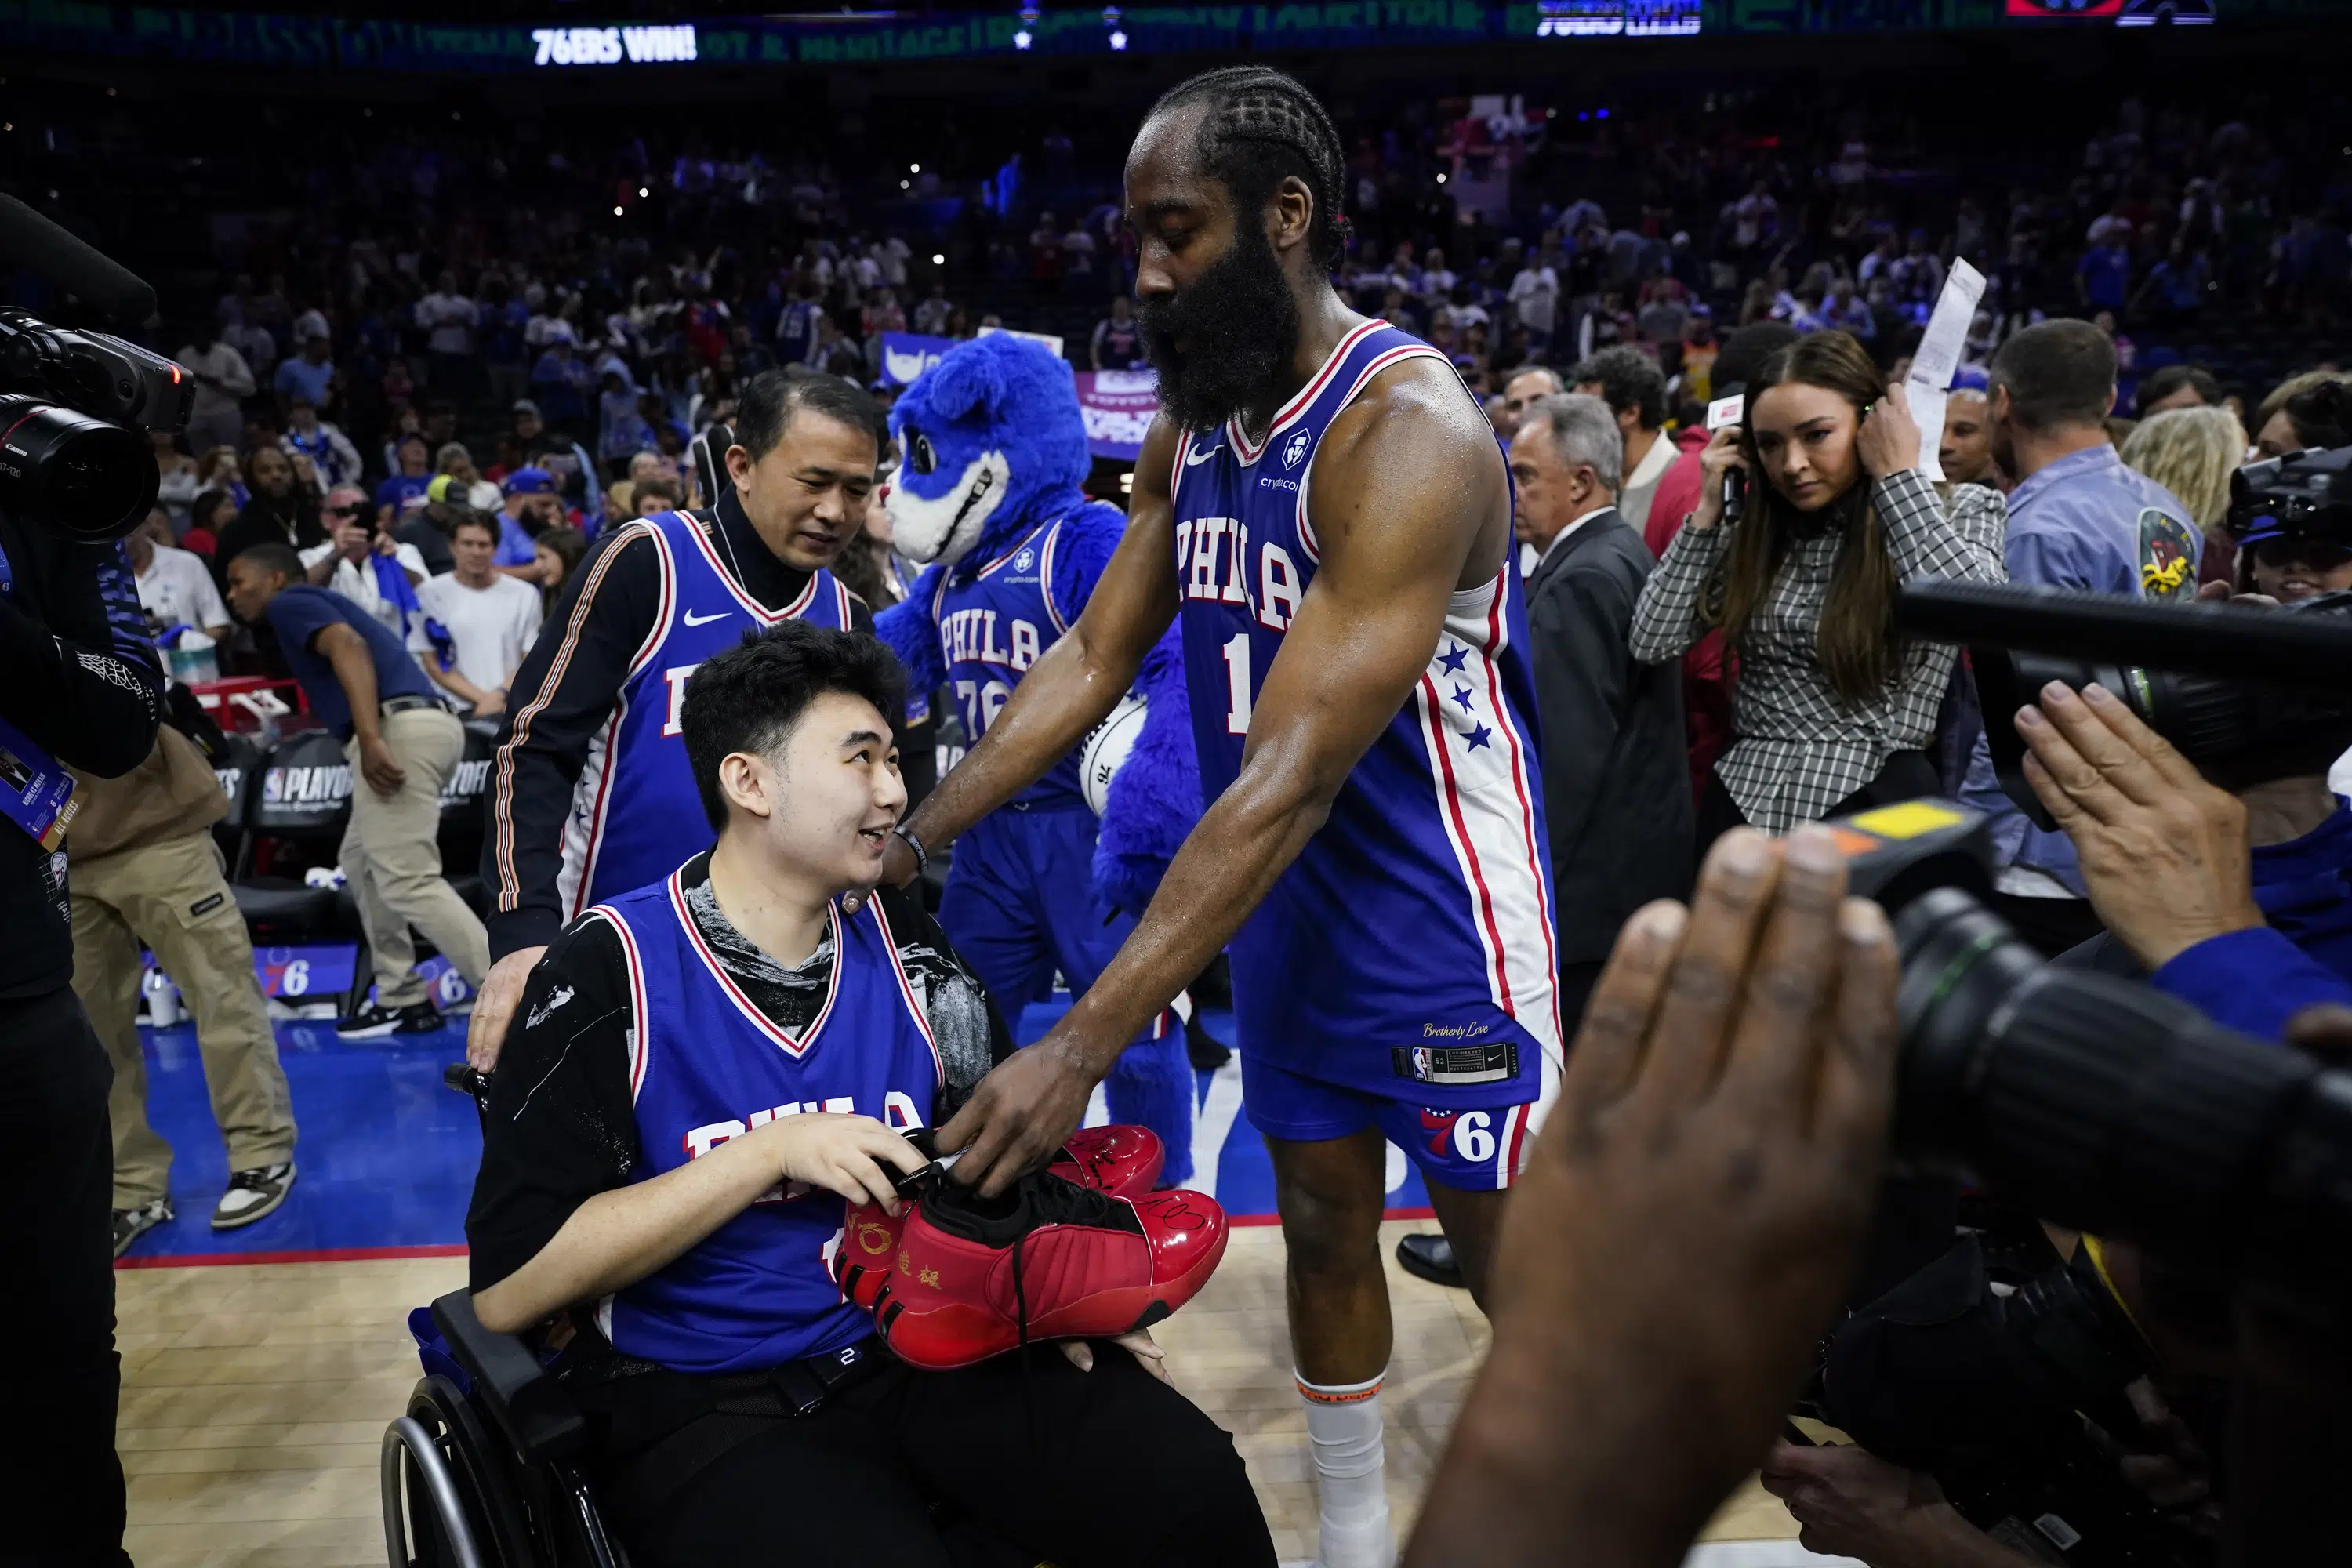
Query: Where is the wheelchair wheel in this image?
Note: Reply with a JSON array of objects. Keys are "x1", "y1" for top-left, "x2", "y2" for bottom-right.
[{"x1": 383, "y1": 1375, "x2": 541, "y2": 1566}]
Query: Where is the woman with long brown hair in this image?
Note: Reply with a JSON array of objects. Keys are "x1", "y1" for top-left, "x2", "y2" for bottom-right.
[{"x1": 1631, "y1": 329, "x2": 2006, "y2": 844}]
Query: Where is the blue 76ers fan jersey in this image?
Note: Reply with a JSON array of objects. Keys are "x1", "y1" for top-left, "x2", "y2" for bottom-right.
[
  {"x1": 931, "y1": 515, "x2": 1083, "y2": 807},
  {"x1": 560, "y1": 509, "x2": 855, "y2": 916},
  {"x1": 1168, "y1": 319, "x2": 1563, "y2": 1103},
  {"x1": 590, "y1": 864, "x2": 944, "y2": 1374}
]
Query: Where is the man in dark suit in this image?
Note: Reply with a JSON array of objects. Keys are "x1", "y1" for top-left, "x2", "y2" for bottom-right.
[
  {"x1": 1398, "y1": 392, "x2": 1695, "y2": 1290},
  {"x1": 1513, "y1": 390, "x2": 1693, "y2": 1028}
]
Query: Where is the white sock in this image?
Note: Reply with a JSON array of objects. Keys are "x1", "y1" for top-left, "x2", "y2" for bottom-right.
[{"x1": 1298, "y1": 1370, "x2": 1392, "y2": 1568}]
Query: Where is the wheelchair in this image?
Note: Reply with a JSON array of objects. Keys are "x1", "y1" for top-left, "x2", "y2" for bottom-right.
[
  {"x1": 383, "y1": 1061, "x2": 628, "y2": 1567},
  {"x1": 382, "y1": 1287, "x2": 630, "y2": 1568}
]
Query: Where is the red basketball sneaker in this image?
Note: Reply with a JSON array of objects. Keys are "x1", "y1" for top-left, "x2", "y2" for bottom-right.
[
  {"x1": 834, "y1": 1126, "x2": 1167, "y2": 1308},
  {"x1": 868, "y1": 1174, "x2": 1228, "y2": 1370},
  {"x1": 1045, "y1": 1123, "x2": 1164, "y2": 1199}
]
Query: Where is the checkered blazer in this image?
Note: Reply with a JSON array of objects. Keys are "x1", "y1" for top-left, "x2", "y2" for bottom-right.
[{"x1": 1628, "y1": 470, "x2": 2007, "y2": 831}]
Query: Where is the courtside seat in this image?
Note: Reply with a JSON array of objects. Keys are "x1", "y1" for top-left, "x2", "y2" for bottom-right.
[
  {"x1": 209, "y1": 731, "x2": 262, "y2": 865},
  {"x1": 231, "y1": 729, "x2": 361, "y2": 946}
]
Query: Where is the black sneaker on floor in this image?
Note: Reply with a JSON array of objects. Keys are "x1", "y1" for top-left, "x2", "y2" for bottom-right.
[
  {"x1": 1396, "y1": 1232, "x2": 1466, "y2": 1289},
  {"x1": 212, "y1": 1162, "x2": 297, "y2": 1230},
  {"x1": 334, "y1": 999, "x2": 445, "y2": 1038},
  {"x1": 1184, "y1": 1014, "x2": 1232, "y2": 1071},
  {"x1": 111, "y1": 1199, "x2": 173, "y2": 1258}
]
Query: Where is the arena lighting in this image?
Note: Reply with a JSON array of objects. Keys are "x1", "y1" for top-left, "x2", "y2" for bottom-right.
[
  {"x1": 638, "y1": 186, "x2": 649, "y2": 196},
  {"x1": 910, "y1": 162, "x2": 920, "y2": 172},
  {"x1": 612, "y1": 205, "x2": 624, "y2": 216},
  {"x1": 932, "y1": 253, "x2": 946, "y2": 264},
  {"x1": 531, "y1": 24, "x2": 699, "y2": 66}
]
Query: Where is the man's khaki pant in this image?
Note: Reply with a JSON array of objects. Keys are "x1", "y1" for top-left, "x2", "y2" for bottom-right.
[
  {"x1": 70, "y1": 831, "x2": 297, "y2": 1209},
  {"x1": 344, "y1": 705, "x2": 490, "y2": 1007}
]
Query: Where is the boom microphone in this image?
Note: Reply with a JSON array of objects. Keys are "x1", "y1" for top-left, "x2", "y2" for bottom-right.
[{"x1": 0, "y1": 194, "x2": 158, "y2": 326}]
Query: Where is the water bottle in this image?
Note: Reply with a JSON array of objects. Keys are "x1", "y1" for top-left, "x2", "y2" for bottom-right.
[
  {"x1": 142, "y1": 967, "x2": 183, "y2": 1027},
  {"x1": 167, "y1": 629, "x2": 220, "y2": 685}
]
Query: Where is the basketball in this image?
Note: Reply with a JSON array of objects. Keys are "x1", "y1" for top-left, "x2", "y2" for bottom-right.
[{"x1": 1080, "y1": 692, "x2": 1147, "y2": 816}]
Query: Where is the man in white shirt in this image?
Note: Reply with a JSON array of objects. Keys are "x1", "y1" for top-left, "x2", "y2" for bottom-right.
[
  {"x1": 1507, "y1": 257, "x2": 1561, "y2": 350},
  {"x1": 127, "y1": 514, "x2": 230, "y2": 641},
  {"x1": 416, "y1": 514, "x2": 543, "y2": 720},
  {"x1": 417, "y1": 271, "x2": 481, "y2": 396},
  {"x1": 304, "y1": 485, "x2": 432, "y2": 644},
  {"x1": 176, "y1": 327, "x2": 257, "y2": 454}
]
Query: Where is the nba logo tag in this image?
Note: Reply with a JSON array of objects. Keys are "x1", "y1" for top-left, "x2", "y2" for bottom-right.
[
  {"x1": 1410, "y1": 1047, "x2": 1432, "y2": 1080},
  {"x1": 1282, "y1": 430, "x2": 1309, "y2": 469}
]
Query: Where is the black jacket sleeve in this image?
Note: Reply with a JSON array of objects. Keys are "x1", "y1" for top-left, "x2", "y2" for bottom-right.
[
  {"x1": 481, "y1": 524, "x2": 660, "y2": 959},
  {"x1": 465, "y1": 916, "x2": 640, "y2": 1292}
]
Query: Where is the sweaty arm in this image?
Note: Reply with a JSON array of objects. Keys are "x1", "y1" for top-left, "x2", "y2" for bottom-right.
[
  {"x1": 1057, "y1": 365, "x2": 1503, "y2": 1061},
  {"x1": 895, "y1": 419, "x2": 1185, "y2": 855}
]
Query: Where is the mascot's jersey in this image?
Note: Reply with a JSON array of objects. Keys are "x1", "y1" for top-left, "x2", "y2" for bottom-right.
[
  {"x1": 930, "y1": 515, "x2": 1085, "y2": 808},
  {"x1": 591, "y1": 865, "x2": 942, "y2": 1374},
  {"x1": 561, "y1": 508, "x2": 855, "y2": 916},
  {"x1": 1169, "y1": 318, "x2": 1562, "y2": 1094}
]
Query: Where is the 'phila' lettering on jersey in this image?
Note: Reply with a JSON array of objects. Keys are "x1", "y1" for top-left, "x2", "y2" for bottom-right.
[
  {"x1": 931, "y1": 515, "x2": 1086, "y2": 805},
  {"x1": 1168, "y1": 318, "x2": 1563, "y2": 1112}
]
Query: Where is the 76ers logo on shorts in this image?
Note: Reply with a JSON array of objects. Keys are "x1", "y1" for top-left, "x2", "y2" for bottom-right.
[
  {"x1": 1282, "y1": 430, "x2": 1310, "y2": 468},
  {"x1": 1419, "y1": 1107, "x2": 1461, "y2": 1159}
]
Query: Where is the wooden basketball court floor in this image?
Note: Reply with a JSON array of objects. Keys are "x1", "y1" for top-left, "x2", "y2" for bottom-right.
[{"x1": 114, "y1": 1222, "x2": 1837, "y2": 1567}]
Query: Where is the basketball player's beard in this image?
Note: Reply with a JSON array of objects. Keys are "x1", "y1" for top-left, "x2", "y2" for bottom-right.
[{"x1": 1139, "y1": 225, "x2": 1301, "y2": 435}]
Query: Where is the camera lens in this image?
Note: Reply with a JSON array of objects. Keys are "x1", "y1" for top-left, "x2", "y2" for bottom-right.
[
  {"x1": 1890, "y1": 887, "x2": 2352, "y2": 1285},
  {"x1": 0, "y1": 394, "x2": 157, "y2": 543}
]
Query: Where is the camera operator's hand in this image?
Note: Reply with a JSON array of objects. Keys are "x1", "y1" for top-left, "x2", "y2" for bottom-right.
[
  {"x1": 2015, "y1": 681, "x2": 2263, "y2": 970},
  {"x1": 1761, "y1": 1443, "x2": 2031, "y2": 1568},
  {"x1": 1857, "y1": 383, "x2": 1923, "y2": 482},
  {"x1": 1405, "y1": 826, "x2": 1901, "y2": 1568}
]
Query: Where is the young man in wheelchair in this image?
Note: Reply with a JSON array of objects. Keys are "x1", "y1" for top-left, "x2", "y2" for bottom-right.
[{"x1": 465, "y1": 622, "x2": 1274, "y2": 1567}]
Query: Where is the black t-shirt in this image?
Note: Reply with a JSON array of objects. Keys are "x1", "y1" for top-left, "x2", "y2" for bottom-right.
[{"x1": 465, "y1": 852, "x2": 1014, "y2": 1295}]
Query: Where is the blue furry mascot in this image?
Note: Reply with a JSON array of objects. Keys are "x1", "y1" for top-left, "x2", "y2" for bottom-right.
[{"x1": 876, "y1": 334, "x2": 1203, "y2": 1184}]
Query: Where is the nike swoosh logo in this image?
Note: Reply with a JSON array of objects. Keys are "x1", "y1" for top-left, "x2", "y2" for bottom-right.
[
  {"x1": 682, "y1": 608, "x2": 731, "y2": 626},
  {"x1": 1184, "y1": 445, "x2": 1221, "y2": 466}
]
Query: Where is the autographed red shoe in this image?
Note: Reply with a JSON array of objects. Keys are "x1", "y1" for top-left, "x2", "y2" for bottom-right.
[
  {"x1": 1046, "y1": 1123, "x2": 1164, "y2": 1199},
  {"x1": 833, "y1": 1127, "x2": 1166, "y2": 1308},
  {"x1": 868, "y1": 1174, "x2": 1228, "y2": 1370}
]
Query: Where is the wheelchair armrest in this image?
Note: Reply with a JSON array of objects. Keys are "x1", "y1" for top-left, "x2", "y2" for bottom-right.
[{"x1": 430, "y1": 1288, "x2": 589, "y2": 1465}]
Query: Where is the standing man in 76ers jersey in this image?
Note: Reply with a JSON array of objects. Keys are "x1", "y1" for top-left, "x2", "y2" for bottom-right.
[
  {"x1": 467, "y1": 370, "x2": 879, "y2": 1071},
  {"x1": 858, "y1": 67, "x2": 1557, "y2": 1568}
]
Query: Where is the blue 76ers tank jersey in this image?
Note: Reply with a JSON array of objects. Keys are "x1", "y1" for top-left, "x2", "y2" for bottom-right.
[
  {"x1": 932, "y1": 515, "x2": 1083, "y2": 807},
  {"x1": 558, "y1": 509, "x2": 855, "y2": 916},
  {"x1": 591, "y1": 862, "x2": 943, "y2": 1374},
  {"x1": 1169, "y1": 319, "x2": 1562, "y2": 1104}
]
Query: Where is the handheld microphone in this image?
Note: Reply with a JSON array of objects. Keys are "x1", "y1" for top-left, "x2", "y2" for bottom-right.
[{"x1": 0, "y1": 194, "x2": 158, "y2": 327}]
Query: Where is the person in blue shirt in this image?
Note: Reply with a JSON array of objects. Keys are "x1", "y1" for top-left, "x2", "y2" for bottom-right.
[
  {"x1": 1958, "y1": 318, "x2": 2202, "y2": 955},
  {"x1": 492, "y1": 467, "x2": 561, "y2": 582},
  {"x1": 2076, "y1": 230, "x2": 2134, "y2": 315},
  {"x1": 375, "y1": 433, "x2": 434, "y2": 523},
  {"x1": 223, "y1": 543, "x2": 490, "y2": 1039},
  {"x1": 2009, "y1": 673, "x2": 2352, "y2": 1042},
  {"x1": 271, "y1": 334, "x2": 335, "y2": 412}
]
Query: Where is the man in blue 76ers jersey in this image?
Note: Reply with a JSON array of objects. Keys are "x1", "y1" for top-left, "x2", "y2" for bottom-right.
[
  {"x1": 861, "y1": 67, "x2": 1556, "y2": 1568},
  {"x1": 470, "y1": 371, "x2": 877, "y2": 1073}
]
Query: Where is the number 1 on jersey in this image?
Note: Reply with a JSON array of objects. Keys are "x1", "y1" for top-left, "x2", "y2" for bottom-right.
[{"x1": 1221, "y1": 633, "x2": 1252, "y2": 736}]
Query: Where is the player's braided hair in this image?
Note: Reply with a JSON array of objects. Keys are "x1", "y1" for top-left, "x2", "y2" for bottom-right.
[{"x1": 1149, "y1": 66, "x2": 1352, "y2": 267}]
